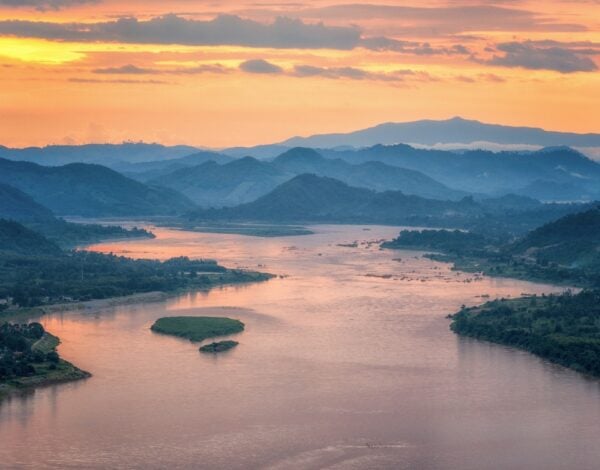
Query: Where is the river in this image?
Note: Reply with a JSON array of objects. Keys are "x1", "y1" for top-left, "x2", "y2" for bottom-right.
[{"x1": 1, "y1": 224, "x2": 598, "y2": 469}]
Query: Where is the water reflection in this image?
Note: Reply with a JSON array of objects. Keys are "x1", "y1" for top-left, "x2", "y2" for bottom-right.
[{"x1": 0, "y1": 225, "x2": 598, "y2": 470}]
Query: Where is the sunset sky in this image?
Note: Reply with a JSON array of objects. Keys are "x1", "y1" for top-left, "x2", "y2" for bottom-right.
[{"x1": 0, "y1": 0, "x2": 598, "y2": 148}]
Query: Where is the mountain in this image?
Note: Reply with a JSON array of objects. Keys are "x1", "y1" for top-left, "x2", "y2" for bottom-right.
[
  {"x1": 282, "y1": 117, "x2": 600, "y2": 150},
  {"x1": 0, "y1": 158, "x2": 195, "y2": 216},
  {"x1": 150, "y1": 157, "x2": 291, "y2": 207},
  {"x1": 272, "y1": 147, "x2": 467, "y2": 200},
  {"x1": 113, "y1": 150, "x2": 234, "y2": 182},
  {"x1": 0, "y1": 219, "x2": 61, "y2": 256},
  {"x1": 187, "y1": 173, "x2": 481, "y2": 224},
  {"x1": 0, "y1": 183, "x2": 55, "y2": 221},
  {"x1": 317, "y1": 145, "x2": 600, "y2": 199},
  {"x1": 0, "y1": 143, "x2": 198, "y2": 166},
  {"x1": 188, "y1": 174, "x2": 591, "y2": 235},
  {"x1": 510, "y1": 207, "x2": 600, "y2": 267}
]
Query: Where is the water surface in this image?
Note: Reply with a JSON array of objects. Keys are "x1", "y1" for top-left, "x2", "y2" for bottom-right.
[{"x1": 1, "y1": 225, "x2": 598, "y2": 469}]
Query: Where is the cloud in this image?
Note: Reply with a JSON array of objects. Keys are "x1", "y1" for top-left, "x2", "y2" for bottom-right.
[
  {"x1": 486, "y1": 41, "x2": 598, "y2": 73},
  {"x1": 0, "y1": 0, "x2": 97, "y2": 10},
  {"x1": 237, "y1": 4, "x2": 586, "y2": 35},
  {"x1": 92, "y1": 63, "x2": 232, "y2": 75},
  {"x1": 93, "y1": 64, "x2": 154, "y2": 74},
  {"x1": 69, "y1": 77, "x2": 168, "y2": 85},
  {"x1": 239, "y1": 59, "x2": 283, "y2": 74},
  {"x1": 0, "y1": 14, "x2": 361, "y2": 50},
  {"x1": 292, "y1": 64, "x2": 435, "y2": 82},
  {"x1": 359, "y1": 36, "x2": 471, "y2": 55}
]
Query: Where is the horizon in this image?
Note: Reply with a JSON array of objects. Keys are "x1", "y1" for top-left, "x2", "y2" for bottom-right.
[
  {"x1": 1, "y1": 115, "x2": 599, "y2": 150},
  {"x1": 1, "y1": 0, "x2": 598, "y2": 147}
]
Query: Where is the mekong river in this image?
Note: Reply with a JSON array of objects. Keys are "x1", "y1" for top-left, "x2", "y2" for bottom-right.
[{"x1": 1, "y1": 225, "x2": 599, "y2": 469}]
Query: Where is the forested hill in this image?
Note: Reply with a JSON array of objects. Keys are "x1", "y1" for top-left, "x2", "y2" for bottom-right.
[
  {"x1": 187, "y1": 173, "x2": 590, "y2": 234},
  {"x1": 0, "y1": 158, "x2": 195, "y2": 216},
  {"x1": 0, "y1": 183, "x2": 54, "y2": 221},
  {"x1": 510, "y1": 207, "x2": 600, "y2": 266},
  {"x1": 0, "y1": 219, "x2": 61, "y2": 256}
]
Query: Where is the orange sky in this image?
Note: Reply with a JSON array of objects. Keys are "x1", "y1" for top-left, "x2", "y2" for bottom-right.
[{"x1": 0, "y1": 0, "x2": 598, "y2": 147}]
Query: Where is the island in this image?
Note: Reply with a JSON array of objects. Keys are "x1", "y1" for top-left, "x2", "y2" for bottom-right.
[
  {"x1": 0, "y1": 322, "x2": 90, "y2": 399},
  {"x1": 199, "y1": 341, "x2": 239, "y2": 353},
  {"x1": 449, "y1": 290, "x2": 600, "y2": 377},
  {"x1": 151, "y1": 316, "x2": 244, "y2": 342}
]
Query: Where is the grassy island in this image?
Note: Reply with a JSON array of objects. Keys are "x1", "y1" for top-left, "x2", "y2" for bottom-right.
[
  {"x1": 450, "y1": 290, "x2": 600, "y2": 377},
  {"x1": 0, "y1": 322, "x2": 90, "y2": 400},
  {"x1": 151, "y1": 316, "x2": 244, "y2": 342},
  {"x1": 199, "y1": 340, "x2": 239, "y2": 353}
]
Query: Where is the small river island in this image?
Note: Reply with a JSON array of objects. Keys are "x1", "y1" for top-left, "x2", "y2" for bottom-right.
[{"x1": 151, "y1": 317, "x2": 244, "y2": 351}]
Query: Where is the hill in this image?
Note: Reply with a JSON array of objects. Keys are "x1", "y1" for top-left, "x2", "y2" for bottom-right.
[
  {"x1": 0, "y1": 143, "x2": 198, "y2": 166},
  {"x1": 510, "y1": 207, "x2": 600, "y2": 267},
  {"x1": 188, "y1": 174, "x2": 590, "y2": 237},
  {"x1": 317, "y1": 145, "x2": 600, "y2": 199},
  {"x1": 272, "y1": 148, "x2": 467, "y2": 200},
  {"x1": 187, "y1": 174, "x2": 481, "y2": 224},
  {"x1": 150, "y1": 157, "x2": 291, "y2": 207},
  {"x1": 0, "y1": 219, "x2": 61, "y2": 256},
  {"x1": 113, "y1": 150, "x2": 234, "y2": 181},
  {"x1": 0, "y1": 183, "x2": 54, "y2": 221},
  {"x1": 282, "y1": 117, "x2": 600, "y2": 150},
  {"x1": 0, "y1": 158, "x2": 195, "y2": 216}
]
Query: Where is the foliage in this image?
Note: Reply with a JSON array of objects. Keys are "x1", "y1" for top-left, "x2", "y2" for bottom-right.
[
  {"x1": 199, "y1": 340, "x2": 239, "y2": 353},
  {"x1": 151, "y1": 316, "x2": 244, "y2": 342},
  {"x1": 450, "y1": 290, "x2": 600, "y2": 377}
]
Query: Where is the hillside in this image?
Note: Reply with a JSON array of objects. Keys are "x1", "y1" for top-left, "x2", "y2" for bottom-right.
[
  {"x1": 0, "y1": 158, "x2": 195, "y2": 216},
  {"x1": 187, "y1": 174, "x2": 479, "y2": 224},
  {"x1": 114, "y1": 150, "x2": 234, "y2": 181},
  {"x1": 0, "y1": 183, "x2": 54, "y2": 221},
  {"x1": 272, "y1": 147, "x2": 467, "y2": 200},
  {"x1": 150, "y1": 157, "x2": 291, "y2": 207},
  {"x1": 0, "y1": 219, "x2": 61, "y2": 256},
  {"x1": 510, "y1": 207, "x2": 600, "y2": 267},
  {"x1": 318, "y1": 145, "x2": 600, "y2": 199}
]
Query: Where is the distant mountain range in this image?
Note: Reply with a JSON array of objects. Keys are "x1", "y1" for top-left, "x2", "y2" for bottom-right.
[
  {"x1": 317, "y1": 145, "x2": 600, "y2": 200},
  {"x1": 0, "y1": 143, "x2": 198, "y2": 166},
  {"x1": 187, "y1": 173, "x2": 587, "y2": 234},
  {"x1": 150, "y1": 149, "x2": 467, "y2": 207},
  {"x1": 0, "y1": 158, "x2": 195, "y2": 216},
  {"x1": 280, "y1": 117, "x2": 600, "y2": 150}
]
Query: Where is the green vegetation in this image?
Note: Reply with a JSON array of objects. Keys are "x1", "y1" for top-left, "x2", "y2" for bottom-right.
[
  {"x1": 450, "y1": 290, "x2": 600, "y2": 377},
  {"x1": 0, "y1": 322, "x2": 90, "y2": 399},
  {"x1": 383, "y1": 207, "x2": 600, "y2": 288},
  {"x1": 199, "y1": 340, "x2": 239, "y2": 353},
  {"x1": 0, "y1": 157, "x2": 195, "y2": 217},
  {"x1": 0, "y1": 219, "x2": 271, "y2": 310},
  {"x1": 151, "y1": 316, "x2": 244, "y2": 342}
]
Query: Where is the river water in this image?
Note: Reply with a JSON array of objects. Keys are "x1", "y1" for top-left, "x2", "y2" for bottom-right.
[{"x1": 1, "y1": 225, "x2": 599, "y2": 470}]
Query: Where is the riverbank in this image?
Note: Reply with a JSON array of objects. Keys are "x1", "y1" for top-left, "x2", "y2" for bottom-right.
[
  {"x1": 449, "y1": 291, "x2": 600, "y2": 378},
  {"x1": 0, "y1": 331, "x2": 91, "y2": 401}
]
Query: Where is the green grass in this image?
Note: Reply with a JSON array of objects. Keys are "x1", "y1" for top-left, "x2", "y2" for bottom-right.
[
  {"x1": 151, "y1": 316, "x2": 244, "y2": 342},
  {"x1": 199, "y1": 340, "x2": 239, "y2": 353}
]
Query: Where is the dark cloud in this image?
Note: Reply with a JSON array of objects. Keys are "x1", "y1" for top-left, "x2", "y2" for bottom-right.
[
  {"x1": 238, "y1": 4, "x2": 586, "y2": 35},
  {"x1": 239, "y1": 59, "x2": 283, "y2": 74},
  {"x1": 291, "y1": 65, "x2": 434, "y2": 82},
  {"x1": 359, "y1": 36, "x2": 471, "y2": 55},
  {"x1": 92, "y1": 63, "x2": 231, "y2": 75},
  {"x1": 68, "y1": 77, "x2": 168, "y2": 85},
  {"x1": 93, "y1": 64, "x2": 154, "y2": 75},
  {"x1": 0, "y1": 0, "x2": 97, "y2": 10},
  {"x1": 486, "y1": 41, "x2": 598, "y2": 73},
  {"x1": 0, "y1": 14, "x2": 361, "y2": 50}
]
